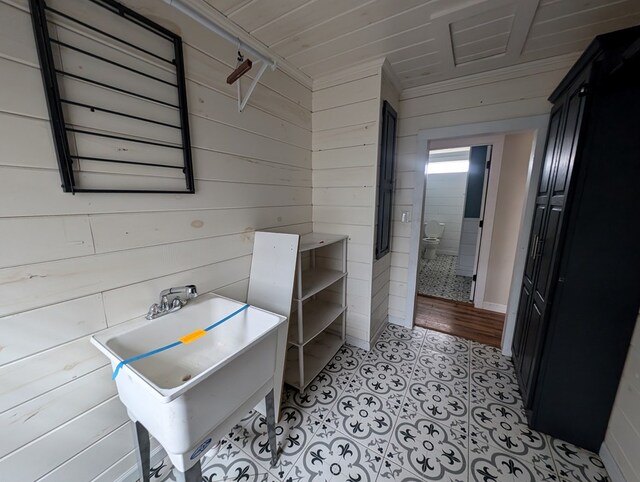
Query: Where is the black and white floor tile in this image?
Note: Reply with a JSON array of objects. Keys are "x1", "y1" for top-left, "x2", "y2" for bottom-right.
[
  {"x1": 417, "y1": 255, "x2": 473, "y2": 302},
  {"x1": 157, "y1": 325, "x2": 610, "y2": 482}
]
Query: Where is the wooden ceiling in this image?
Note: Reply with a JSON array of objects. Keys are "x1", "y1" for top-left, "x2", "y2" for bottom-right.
[{"x1": 203, "y1": 0, "x2": 640, "y2": 89}]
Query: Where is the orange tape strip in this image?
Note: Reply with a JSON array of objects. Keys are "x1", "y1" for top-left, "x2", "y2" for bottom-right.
[{"x1": 179, "y1": 329, "x2": 207, "y2": 344}]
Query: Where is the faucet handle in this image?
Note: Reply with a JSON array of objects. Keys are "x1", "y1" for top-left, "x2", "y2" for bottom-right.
[{"x1": 146, "y1": 303, "x2": 160, "y2": 320}]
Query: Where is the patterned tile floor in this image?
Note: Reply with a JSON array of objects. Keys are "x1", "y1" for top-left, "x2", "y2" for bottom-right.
[
  {"x1": 417, "y1": 255, "x2": 473, "y2": 302},
  {"x1": 159, "y1": 324, "x2": 610, "y2": 482}
]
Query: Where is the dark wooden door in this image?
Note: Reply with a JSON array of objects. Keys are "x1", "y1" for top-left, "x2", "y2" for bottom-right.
[
  {"x1": 513, "y1": 75, "x2": 588, "y2": 407},
  {"x1": 512, "y1": 105, "x2": 563, "y2": 402}
]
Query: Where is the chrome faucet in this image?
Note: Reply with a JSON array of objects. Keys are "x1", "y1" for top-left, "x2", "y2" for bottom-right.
[{"x1": 146, "y1": 285, "x2": 198, "y2": 320}]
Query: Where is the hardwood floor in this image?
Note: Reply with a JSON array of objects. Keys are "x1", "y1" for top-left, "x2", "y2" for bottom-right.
[{"x1": 415, "y1": 295, "x2": 505, "y2": 347}]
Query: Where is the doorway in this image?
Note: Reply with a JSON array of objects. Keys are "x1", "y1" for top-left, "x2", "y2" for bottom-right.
[
  {"x1": 417, "y1": 145, "x2": 492, "y2": 304},
  {"x1": 409, "y1": 125, "x2": 541, "y2": 347}
]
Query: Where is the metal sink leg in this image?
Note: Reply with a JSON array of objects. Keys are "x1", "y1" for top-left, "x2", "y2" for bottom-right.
[
  {"x1": 178, "y1": 461, "x2": 202, "y2": 482},
  {"x1": 265, "y1": 388, "x2": 279, "y2": 467},
  {"x1": 132, "y1": 421, "x2": 150, "y2": 482}
]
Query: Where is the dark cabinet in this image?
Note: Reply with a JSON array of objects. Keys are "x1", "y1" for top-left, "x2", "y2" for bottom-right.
[{"x1": 512, "y1": 26, "x2": 640, "y2": 451}]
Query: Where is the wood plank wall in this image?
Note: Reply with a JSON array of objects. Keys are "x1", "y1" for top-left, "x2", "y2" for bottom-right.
[
  {"x1": 311, "y1": 70, "x2": 381, "y2": 345},
  {"x1": 389, "y1": 61, "x2": 572, "y2": 325},
  {"x1": 0, "y1": 0, "x2": 312, "y2": 480},
  {"x1": 370, "y1": 71, "x2": 399, "y2": 342}
]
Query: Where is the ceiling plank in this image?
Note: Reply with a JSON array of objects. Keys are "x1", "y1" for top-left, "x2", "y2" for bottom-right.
[
  {"x1": 431, "y1": 18, "x2": 455, "y2": 75},
  {"x1": 229, "y1": 0, "x2": 312, "y2": 33},
  {"x1": 524, "y1": 12, "x2": 640, "y2": 54},
  {"x1": 203, "y1": 0, "x2": 254, "y2": 16},
  {"x1": 300, "y1": 24, "x2": 435, "y2": 77},
  {"x1": 271, "y1": 0, "x2": 429, "y2": 57},
  {"x1": 250, "y1": 0, "x2": 372, "y2": 46},
  {"x1": 203, "y1": 0, "x2": 640, "y2": 90},
  {"x1": 530, "y1": 0, "x2": 640, "y2": 38},
  {"x1": 285, "y1": 1, "x2": 439, "y2": 66},
  {"x1": 532, "y1": 0, "x2": 631, "y2": 24},
  {"x1": 504, "y1": 0, "x2": 539, "y2": 61},
  {"x1": 392, "y1": 51, "x2": 440, "y2": 74},
  {"x1": 452, "y1": 14, "x2": 514, "y2": 45}
]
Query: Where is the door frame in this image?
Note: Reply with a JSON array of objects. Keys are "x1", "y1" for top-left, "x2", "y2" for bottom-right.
[
  {"x1": 470, "y1": 144, "x2": 494, "y2": 303},
  {"x1": 405, "y1": 115, "x2": 550, "y2": 355},
  {"x1": 426, "y1": 136, "x2": 504, "y2": 309}
]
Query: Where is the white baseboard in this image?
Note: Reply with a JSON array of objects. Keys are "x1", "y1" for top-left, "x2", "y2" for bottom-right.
[
  {"x1": 346, "y1": 335, "x2": 370, "y2": 351},
  {"x1": 480, "y1": 302, "x2": 507, "y2": 313},
  {"x1": 600, "y1": 442, "x2": 627, "y2": 482},
  {"x1": 370, "y1": 317, "x2": 388, "y2": 346},
  {"x1": 388, "y1": 315, "x2": 411, "y2": 328}
]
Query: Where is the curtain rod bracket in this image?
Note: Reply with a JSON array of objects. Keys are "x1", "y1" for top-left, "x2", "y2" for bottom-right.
[{"x1": 163, "y1": 0, "x2": 278, "y2": 71}]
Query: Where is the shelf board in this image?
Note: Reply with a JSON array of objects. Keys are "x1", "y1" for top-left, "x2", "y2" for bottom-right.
[
  {"x1": 299, "y1": 233, "x2": 347, "y2": 252},
  {"x1": 296, "y1": 268, "x2": 345, "y2": 301},
  {"x1": 284, "y1": 331, "x2": 343, "y2": 391},
  {"x1": 288, "y1": 300, "x2": 345, "y2": 346}
]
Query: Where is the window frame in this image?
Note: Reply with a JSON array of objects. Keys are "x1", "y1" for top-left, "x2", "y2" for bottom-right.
[{"x1": 375, "y1": 100, "x2": 398, "y2": 259}]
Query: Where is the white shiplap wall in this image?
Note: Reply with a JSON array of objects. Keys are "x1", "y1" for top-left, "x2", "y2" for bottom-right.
[
  {"x1": 311, "y1": 62, "x2": 397, "y2": 347},
  {"x1": 0, "y1": 0, "x2": 311, "y2": 480},
  {"x1": 371, "y1": 70, "x2": 399, "y2": 343},
  {"x1": 312, "y1": 70, "x2": 381, "y2": 346},
  {"x1": 388, "y1": 58, "x2": 573, "y2": 325},
  {"x1": 602, "y1": 315, "x2": 640, "y2": 482}
]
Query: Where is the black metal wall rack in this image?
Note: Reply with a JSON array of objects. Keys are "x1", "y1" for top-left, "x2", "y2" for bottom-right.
[{"x1": 30, "y1": 0, "x2": 195, "y2": 194}]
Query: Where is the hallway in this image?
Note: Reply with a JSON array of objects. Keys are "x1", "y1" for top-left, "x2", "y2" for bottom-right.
[{"x1": 414, "y1": 295, "x2": 505, "y2": 347}]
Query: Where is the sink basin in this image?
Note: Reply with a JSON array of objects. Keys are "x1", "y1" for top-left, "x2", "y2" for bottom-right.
[{"x1": 91, "y1": 293, "x2": 287, "y2": 472}]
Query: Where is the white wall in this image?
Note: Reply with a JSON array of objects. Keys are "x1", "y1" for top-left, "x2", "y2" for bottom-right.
[
  {"x1": 311, "y1": 70, "x2": 381, "y2": 346},
  {"x1": 0, "y1": 0, "x2": 311, "y2": 480},
  {"x1": 484, "y1": 132, "x2": 534, "y2": 307},
  {"x1": 388, "y1": 57, "x2": 573, "y2": 325},
  {"x1": 423, "y1": 171, "x2": 466, "y2": 256},
  {"x1": 311, "y1": 62, "x2": 398, "y2": 348},
  {"x1": 371, "y1": 69, "x2": 399, "y2": 343},
  {"x1": 457, "y1": 218, "x2": 479, "y2": 277},
  {"x1": 602, "y1": 315, "x2": 640, "y2": 482}
]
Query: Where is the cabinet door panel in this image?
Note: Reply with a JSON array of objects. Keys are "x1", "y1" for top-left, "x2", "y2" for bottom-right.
[
  {"x1": 553, "y1": 86, "x2": 586, "y2": 197},
  {"x1": 520, "y1": 301, "x2": 543, "y2": 405},
  {"x1": 533, "y1": 206, "x2": 562, "y2": 306},
  {"x1": 538, "y1": 106, "x2": 563, "y2": 197},
  {"x1": 523, "y1": 204, "x2": 546, "y2": 290},
  {"x1": 512, "y1": 284, "x2": 532, "y2": 367}
]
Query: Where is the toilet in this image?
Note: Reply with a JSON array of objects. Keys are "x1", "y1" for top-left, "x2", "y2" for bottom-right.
[{"x1": 422, "y1": 220, "x2": 445, "y2": 260}]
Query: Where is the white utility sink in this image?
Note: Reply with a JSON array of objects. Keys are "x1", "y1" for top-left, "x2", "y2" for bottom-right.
[{"x1": 91, "y1": 293, "x2": 287, "y2": 477}]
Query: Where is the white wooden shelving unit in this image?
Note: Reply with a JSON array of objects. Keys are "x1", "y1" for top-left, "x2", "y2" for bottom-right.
[{"x1": 284, "y1": 232, "x2": 347, "y2": 391}]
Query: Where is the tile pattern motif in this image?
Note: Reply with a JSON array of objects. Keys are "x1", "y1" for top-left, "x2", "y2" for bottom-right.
[
  {"x1": 154, "y1": 325, "x2": 610, "y2": 482},
  {"x1": 417, "y1": 254, "x2": 472, "y2": 302}
]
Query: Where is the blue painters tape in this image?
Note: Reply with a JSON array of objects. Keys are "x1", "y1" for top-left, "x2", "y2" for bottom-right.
[{"x1": 112, "y1": 303, "x2": 250, "y2": 380}]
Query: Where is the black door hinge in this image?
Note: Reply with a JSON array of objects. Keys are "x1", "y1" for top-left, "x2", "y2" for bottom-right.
[
  {"x1": 479, "y1": 219, "x2": 484, "y2": 228},
  {"x1": 486, "y1": 160, "x2": 491, "y2": 169},
  {"x1": 472, "y1": 274, "x2": 477, "y2": 281}
]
